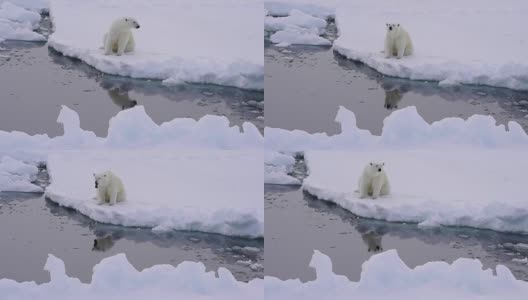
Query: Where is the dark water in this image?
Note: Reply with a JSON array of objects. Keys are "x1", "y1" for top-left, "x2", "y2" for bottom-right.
[
  {"x1": 0, "y1": 192, "x2": 263, "y2": 283},
  {"x1": 0, "y1": 18, "x2": 263, "y2": 137},
  {"x1": 264, "y1": 23, "x2": 528, "y2": 282}
]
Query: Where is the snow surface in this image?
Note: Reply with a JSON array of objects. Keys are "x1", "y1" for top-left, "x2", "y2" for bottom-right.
[
  {"x1": 265, "y1": 250, "x2": 528, "y2": 300},
  {"x1": 45, "y1": 150, "x2": 263, "y2": 238},
  {"x1": 47, "y1": 0, "x2": 263, "y2": 90},
  {"x1": 265, "y1": 9, "x2": 330, "y2": 47},
  {"x1": 0, "y1": 1, "x2": 45, "y2": 42},
  {"x1": 0, "y1": 253, "x2": 263, "y2": 300},
  {"x1": 0, "y1": 155, "x2": 41, "y2": 192},
  {"x1": 333, "y1": 0, "x2": 528, "y2": 90},
  {"x1": 0, "y1": 105, "x2": 263, "y2": 236}
]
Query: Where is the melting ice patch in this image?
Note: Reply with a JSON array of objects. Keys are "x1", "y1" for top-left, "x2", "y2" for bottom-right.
[
  {"x1": 333, "y1": 0, "x2": 528, "y2": 90},
  {"x1": 0, "y1": 253, "x2": 263, "y2": 300},
  {"x1": 47, "y1": 0, "x2": 263, "y2": 90},
  {"x1": 265, "y1": 250, "x2": 528, "y2": 300}
]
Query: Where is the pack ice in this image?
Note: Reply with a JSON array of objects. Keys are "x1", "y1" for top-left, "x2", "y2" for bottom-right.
[
  {"x1": 265, "y1": 250, "x2": 528, "y2": 300},
  {"x1": 0, "y1": 105, "x2": 263, "y2": 237},
  {"x1": 0, "y1": 253, "x2": 263, "y2": 300},
  {"x1": 48, "y1": 0, "x2": 263, "y2": 90},
  {"x1": 0, "y1": 1, "x2": 46, "y2": 42},
  {"x1": 333, "y1": 0, "x2": 528, "y2": 90}
]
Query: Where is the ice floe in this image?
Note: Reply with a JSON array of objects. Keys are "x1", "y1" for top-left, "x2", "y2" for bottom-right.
[
  {"x1": 333, "y1": 0, "x2": 528, "y2": 90},
  {"x1": 48, "y1": 0, "x2": 263, "y2": 89}
]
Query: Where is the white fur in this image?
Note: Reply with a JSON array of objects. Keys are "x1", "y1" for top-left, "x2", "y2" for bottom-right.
[
  {"x1": 94, "y1": 171, "x2": 126, "y2": 205},
  {"x1": 384, "y1": 23, "x2": 413, "y2": 59},
  {"x1": 103, "y1": 17, "x2": 140, "y2": 56},
  {"x1": 358, "y1": 161, "x2": 390, "y2": 199}
]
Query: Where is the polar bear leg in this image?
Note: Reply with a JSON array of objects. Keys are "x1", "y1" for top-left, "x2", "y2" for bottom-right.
[
  {"x1": 359, "y1": 179, "x2": 369, "y2": 199},
  {"x1": 125, "y1": 34, "x2": 135, "y2": 53},
  {"x1": 104, "y1": 34, "x2": 114, "y2": 55},
  {"x1": 396, "y1": 39, "x2": 406, "y2": 59},
  {"x1": 117, "y1": 187, "x2": 126, "y2": 202},
  {"x1": 371, "y1": 177, "x2": 383, "y2": 199},
  {"x1": 109, "y1": 187, "x2": 118, "y2": 205},
  {"x1": 116, "y1": 33, "x2": 130, "y2": 56},
  {"x1": 384, "y1": 39, "x2": 392, "y2": 58},
  {"x1": 380, "y1": 180, "x2": 390, "y2": 196},
  {"x1": 97, "y1": 188, "x2": 106, "y2": 205}
]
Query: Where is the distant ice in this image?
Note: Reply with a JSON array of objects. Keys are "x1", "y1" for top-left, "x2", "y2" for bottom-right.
[
  {"x1": 0, "y1": 253, "x2": 263, "y2": 300},
  {"x1": 264, "y1": 151, "x2": 300, "y2": 185},
  {"x1": 48, "y1": 0, "x2": 263, "y2": 90},
  {"x1": 266, "y1": 9, "x2": 330, "y2": 47},
  {"x1": 0, "y1": 156, "x2": 41, "y2": 192},
  {"x1": 266, "y1": 250, "x2": 528, "y2": 300},
  {"x1": 333, "y1": 0, "x2": 528, "y2": 90},
  {"x1": 265, "y1": 0, "x2": 337, "y2": 19},
  {"x1": 0, "y1": 1, "x2": 46, "y2": 42}
]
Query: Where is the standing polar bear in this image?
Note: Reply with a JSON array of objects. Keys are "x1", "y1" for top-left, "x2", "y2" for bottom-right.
[
  {"x1": 358, "y1": 162, "x2": 390, "y2": 199},
  {"x1": 384, "y1": 23, "x2": 413, "y2": 59},
  {"x1": 103, "y1": 17, "x2": 140, "y2": 56},
  {"x1": 93, "y1": 171, "x2": 126, "y2": 205}
]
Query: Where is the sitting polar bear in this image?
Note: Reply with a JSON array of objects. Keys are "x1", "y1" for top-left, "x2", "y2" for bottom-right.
[
  {"x1": 358, "y1": 161, "x2": 390, "y2": 199},
  {"x1": 103, "y1": 17, "x2": 140, "y2": 56},
  {"x1": 384, "y1": 23, "x2": 413, "y2": 59},
  {"x1": 93, "y1": 171, "x2": 126, "y2": 205}
]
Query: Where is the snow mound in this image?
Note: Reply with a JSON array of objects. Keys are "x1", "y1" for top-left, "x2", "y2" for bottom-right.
[
  {"x1": 265, "y1": 0, "x2": 337, "y2": 19},
  {"x1": 266, "y1": 9, "x2": 330, "y2": 47},
  {"x1": 0, "y1": 105, "x2": 262, "y2": 154},
  {"x1": 0, "y1": 1, "x2": 45, "y2": 42},
  {"x1": 48, "y1": 0, "x2": 263, "y2": 90},
  {"x1": 303, "y1": 150, "x2": 528, "y2": 234},
  {"x1": 45, "y1": 150, "x2": 263, "y2": 238},
  {"x1": 0, "y1": 253, "x2": 263, "y2": 300},
  {"x1": 265, "y1": 250, "x2": 528, "y2": 300},
  {"x1": 333, "y1": 0, "x2": 528, "y2": 91},
  {"x1": 0, "y1": 156, "x2": 41, "y2": 192}
]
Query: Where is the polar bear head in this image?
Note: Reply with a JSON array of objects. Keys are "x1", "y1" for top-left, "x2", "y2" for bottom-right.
[
  {"x1": 93, "y1": 171, "x2": 112, "y2": 189},
  {"x1": 385, "y1": 23, "x2": 400, "y2": 36},
  {"x1": 123, "y1": 17, "x2": 140, "y2": 29},
  {"x1": 368, "y1": 161, "x2": 385, "y2": 175}
]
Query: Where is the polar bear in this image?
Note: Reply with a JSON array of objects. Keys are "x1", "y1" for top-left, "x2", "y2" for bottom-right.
[
  {"x1": 103, "y1": 17, "x2": 140, "y2": 56},
  {"x1": 358, "y1": 161, "x2": 390, "y2": 199},
  {"x1": 384, "y1": 23, "x2": 413, "y2": 59},
  {"x1": 93, "y1": 171, "x2": 126, "y2": 205}
]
